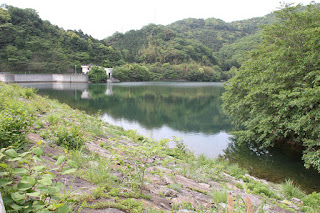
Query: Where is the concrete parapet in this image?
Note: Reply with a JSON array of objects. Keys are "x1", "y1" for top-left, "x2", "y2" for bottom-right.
[
  {"x1": 52, "y1": 74, "x2": 88, "y2": 82},
  {"x1": 0, "y1": 74, "x2": 88, "y2": 83},
  {"x1": 0, "y1": 73, "x2": 15, "y2": 83},
  {"x1": 14, "y1": 74, "x2": 53, "y2": 82}
]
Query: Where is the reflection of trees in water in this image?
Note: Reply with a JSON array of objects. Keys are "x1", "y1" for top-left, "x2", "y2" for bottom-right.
[
  {"x1": 223, "y1": 140, "x2": 320, "y2": 193},
  {"x1": 36, "y1": 83, "x2": 232, "y2": 135},
  {"x1": 88, "y1": 84, "x2": 232, "y2": 134}
]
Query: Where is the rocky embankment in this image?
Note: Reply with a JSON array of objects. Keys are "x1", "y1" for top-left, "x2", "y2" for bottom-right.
[
  {"x1": 1, "y1": 83, "x2": 317, "y2": 212},
  {"x1": 26, "y1": 132, "x2": 304, "y2": 213}
]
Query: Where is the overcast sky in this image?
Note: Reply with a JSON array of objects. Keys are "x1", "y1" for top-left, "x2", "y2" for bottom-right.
[{"x1": 2, "y1": 0, "x2": 317, "y2": 39}]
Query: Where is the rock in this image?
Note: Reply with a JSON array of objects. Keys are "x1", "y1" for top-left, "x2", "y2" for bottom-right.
[
  {"x1": 263, "y1": 204, "x2": 274, "y2": 212},
  {"x1": 81, "y1": 208, "x2": 125, "y2": 213},
  {"x1": 177, "y1": 210, "x2": 194, "y2": 213},
  {"x1": 171, "y1": 196, "x2": 198, "y2": 207},
  {"x1": 198, "y1": 183, "x2": 211, "y2": 189},
  {"x1": 240, "y1": 194, "x2": 262, "y2": 207},
  {"x1": 163, "y1": 174, "x2": 175, "y2": 185},
  {"x1": 163, "y1": 188, "x2": 178, "y2": 197},
  {"x1": 292, "y1": 197, "x2": 304, "y2": 205},
  {"x1": 218, "y1": 203, "x2": 227, "y2": 209}
]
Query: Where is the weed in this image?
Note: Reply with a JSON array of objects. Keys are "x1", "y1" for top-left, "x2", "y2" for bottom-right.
[
  {"x1": 167, "y1": 183, "x2": 182, "y2": 192},
  {"x1": 302, "y1": 191, "x2": 320, "y2": 212},
  {"x1": 0, "y1": 102, "x2": 35, "y2": 148},
  {"x1": 0, "y1": 143, "x2": 77, "y2": 212},
  {"x1": 227, "y1": 163, "x2": 247, "y2": 179},
  {"x1": 244, "y1": 179, "x2": 279, "y2": 199},
  {"x1": 55, "y1": 125, "x2": 84, "y2": 149},
  {"x1": 211, "y1": 190, "x2": 228, "y2": 204},
  {"x1": 116, "y1": 137, "x2": 168, "y2": 193},
  {"x1": 70, "y1": 150, "x2": 111, "y2": 184},
  {"x1": 280, "y1": 179, "x2": 305, "y2": 200}
]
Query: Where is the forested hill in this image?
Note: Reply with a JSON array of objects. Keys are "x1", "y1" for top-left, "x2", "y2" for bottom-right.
[
  {"x1": 0, "y1": 5, "x2": 123, "y2": 73},
  {"x1": 1, "y1": 4, "x2": 316, "y2": 81},
  {"x1": 0, "y1": 4, "x2": 277, "y2": 78},
  {"x1": 104, "y1": 14, "x2": 275, "y2": 73}
]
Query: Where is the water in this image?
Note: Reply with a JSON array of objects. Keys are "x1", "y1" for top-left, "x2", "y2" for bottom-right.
[{"x1": 20, "y1": 82, "x2": 320, "y2": 192}]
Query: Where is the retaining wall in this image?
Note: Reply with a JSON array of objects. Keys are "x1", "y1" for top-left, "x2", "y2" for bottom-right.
[
  {"x1": 0, "y1": 73, "x2": 88, "y2": 83},
  {"x1": 0, "y1": 73, "x2": 15, "y2": 83}
]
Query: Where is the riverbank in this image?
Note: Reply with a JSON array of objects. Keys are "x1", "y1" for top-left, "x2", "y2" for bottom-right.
[{"x1": 1, "y1": 82, "x2": 320, "y2": 212}]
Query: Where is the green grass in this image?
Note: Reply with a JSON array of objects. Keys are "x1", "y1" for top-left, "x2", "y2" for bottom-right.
[
  {"x1": 211, "y1": 189, "x2": 228, "y2": 204},
  {"x1": 280, "y1": 179, "x2": 305, "y2": 200}
]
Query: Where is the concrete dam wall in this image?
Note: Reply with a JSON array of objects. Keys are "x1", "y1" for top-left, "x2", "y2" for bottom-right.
[{"x1": 0, "y1": 73, "x2": 88, "y2": 83}]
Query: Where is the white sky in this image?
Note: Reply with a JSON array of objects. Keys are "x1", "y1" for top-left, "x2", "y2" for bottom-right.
[{"x1": 1, "y1": 0, "x2": 317, "y2": 39}]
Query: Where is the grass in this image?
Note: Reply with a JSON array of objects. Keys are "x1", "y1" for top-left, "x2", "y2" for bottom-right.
[
  {"x1": 70, "y1": 149, "x2": 112, "y2": 185},
  {"x1": 211, "y1": 189, "x2": 228, "y2": 204},
  {"x1": 280, "y1": 179, "x2": 305, "y2": 200},
  {"x1": 2, "y1": 82, "x2": 320, "y2": 212},
  {"x1": 167, "y1": 183, "x2": 183, "y2": 192}
]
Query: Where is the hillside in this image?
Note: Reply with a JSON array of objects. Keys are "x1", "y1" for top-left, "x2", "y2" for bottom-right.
[
  {"x1": 1, "y1": 4, "x2": 316, "y2": 81},
  {"x1": 0, "y1": 4, "x2": 275, "y2": 80},
  {"x1": 105, "y1": 14, "x2": 275, "y2": 74},
  {"x1": 0, "y1": 5, "x2": 123, "y2": 73}
]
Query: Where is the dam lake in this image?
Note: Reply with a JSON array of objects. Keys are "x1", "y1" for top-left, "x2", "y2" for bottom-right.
[{"x1": 20, "y1": 82, "x2": 320, "y2": 193}]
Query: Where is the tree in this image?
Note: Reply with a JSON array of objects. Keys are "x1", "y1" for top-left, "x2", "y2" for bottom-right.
[
  {"x1": 221, "y1": 3, "x2": 320, "y2": 172},
  {"x1": 88, "y1": 66, "x2": 107, "y2": 83}
]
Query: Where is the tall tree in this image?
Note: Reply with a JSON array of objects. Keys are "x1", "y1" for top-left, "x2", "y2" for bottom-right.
[{"x1": 221, "y1": 3, "x2": 320, "y2": 172}]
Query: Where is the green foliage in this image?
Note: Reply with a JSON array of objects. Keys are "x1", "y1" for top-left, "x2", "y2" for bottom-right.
[
  {"x1": 0, "y1": 5, "x2": 124, "y2": 73},
  {"x1": 302, "y1": 192, "x2": 320, "y2": 212},
  {"x1": 280, "y1": 179, "x2": 305, "y2": 200},
  {"x1": 70, "y1": 150, "x2": 111, "y2": 184},
  {"x1": 0, "y1": 144, "x2": 77, "y2": 212},
  {"x1": 222, "y1": 3, "x2": 320, "y2": 172},
  {"x1": 166, "y1": 137, "x2": 194, "y2": 160},
  {"x1": 113, "y1": 63, "x2": 151, "y2": 81},
  {"x1": 211, "y1": 190, "x2": 228, "y2": 203},
  {"x1": 0, "y1": 83, "x2": 36, "y2": 148},
  {"x1": 114, "y1": 137, "x2": 168, "y2": 192},
  {"x1": 54, "y1": 125, "x2": 84, "y2": 149},
  {"x1": 0, "y1": 103, "x2": 35, "y2": 148},
  {"x1": 226, "y1": 163, "x2": 247, "y2": 179},
  {"x1": 88, "y1": 66, "x2": 107, "y2": 83}
]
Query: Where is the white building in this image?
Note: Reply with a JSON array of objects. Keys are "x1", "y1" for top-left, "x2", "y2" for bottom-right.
[
  {"x1": 81, "y1": 64, "x2": 91, "y2": 75},
  {"x1": 81, "y1": 65, "x2": 113, "y2": 79}
]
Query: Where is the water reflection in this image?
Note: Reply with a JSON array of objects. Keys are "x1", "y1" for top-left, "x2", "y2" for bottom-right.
[
  {"x1": 19, "y1": 82, "x2": 320, "y2": 192},
  {"x1": 223, "y1": 140, "x2": 320, "y2": 193}
]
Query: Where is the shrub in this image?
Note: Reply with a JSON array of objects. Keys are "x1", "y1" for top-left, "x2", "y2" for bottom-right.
[
  {"x1": 0, "y1": 102, "x2": 35, "y2": 148},
  {"x1": 113, "y1": 64, "x2": 151, "y2": 81},
  {"x1": 302, "y1": 192, "x2": 320, "y2": 211},
  {"x1": 54, "y1": 125, "x2": 84, "y2": 149},
  {"x1": 88, "y1": 66, "x2": 107, "y2": 83},
  {"x1": 0, "y1": 144, "x2": 77, "y2": 212}
]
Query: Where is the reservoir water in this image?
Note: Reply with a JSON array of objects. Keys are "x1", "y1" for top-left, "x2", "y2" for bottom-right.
[{"x1": 20, "y1": 82, "x2": 320, "y2": 192}]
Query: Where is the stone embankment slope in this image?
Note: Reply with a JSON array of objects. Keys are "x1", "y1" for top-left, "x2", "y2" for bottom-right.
[
  {"x1": 26, "y1": 132, "x2": 302, "y2": 213},
  {"x1": 1, "y1": 83, "x2": 314, "y2": 212}
]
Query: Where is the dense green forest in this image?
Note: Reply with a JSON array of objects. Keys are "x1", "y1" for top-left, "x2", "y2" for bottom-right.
[
  {"x1": 222, "y1": 3, "x2": 320, "y2": 172},
  {"x1": 0, "y1": 4, "x2": 276, "y2": 80},
  {"x1": 0, "y1": 5, "x2": 123, "y2": 73},
  {"x1": 1, "y1": 4, "x2": 318, "y2": 81}
]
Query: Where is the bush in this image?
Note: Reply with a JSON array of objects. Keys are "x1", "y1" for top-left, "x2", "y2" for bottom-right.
[
  {"x1": 0, "y1": 145, "x2": 76, "y2": 212},
  {"x1": 221, "y1": 4, "x2": 320, "y2": 172},
  {"x1": 113, "y1": 64, "x2": 151, "y2": 81},
  {"x1": 0, "y1": 102, "x2": 35, "y2": 148},
  {"x1": 54, "y1": 125, "x2": 84, "y2": 149},
  {"x1": 88, "y1": 66, "x2": 107, "y2": 83}
]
